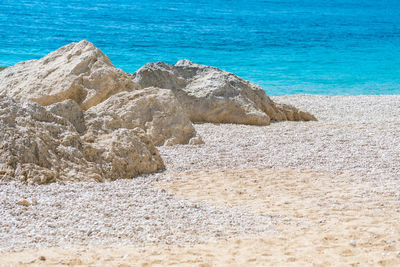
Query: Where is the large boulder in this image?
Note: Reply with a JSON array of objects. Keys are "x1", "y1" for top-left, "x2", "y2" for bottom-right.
[
  {"x1": 81, "y1": 128, "x2": 164, "y2": 181},
  {"x1": 0, "y1": 96, "x2": 164, "y2": 184},
  {"x1": 85, "y1": 87, "x2": 203, "y2": 146},
  {"x1": 0, "y1": 40, "x2": 139, "y2": 110},
  {"x1": 133, "y1": 60, "x2": 316, "y2": 125}
]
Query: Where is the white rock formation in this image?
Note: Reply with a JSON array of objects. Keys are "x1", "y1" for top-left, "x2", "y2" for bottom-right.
[
  {"x1": 0, "y1": 96, "x2": 164, "y2": 184},
  {"x1": 0, "y1": 41, "x2": 202, "y2": 147},
  {"x1": 0, "y1": 40, "x2": 139, "y2": 110},
  {"x1": 85, "y1": 87, "x2": 202, "y2": 146},
  {"x1": 0, "y1": 41, "x2": 318, "y2": 184},
  {"x1": 133, "y1": 60, "x2": 316, "y2": 125}
]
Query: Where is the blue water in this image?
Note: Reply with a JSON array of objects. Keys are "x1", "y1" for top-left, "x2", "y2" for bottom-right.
[{"x1": 1, "y1": 0, "x2": 400, "y2": 95}]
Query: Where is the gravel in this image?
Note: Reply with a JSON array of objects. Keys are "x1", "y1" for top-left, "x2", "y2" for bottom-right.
[
  {"x1": 1, "y1": 95, "x2": 400, "y2": 251},
  {"x1": 0, "y1": 177, "x2": 273, "y2": 251},
  {"x1": 161, "y1": 95, "x2": 400, "y2": 181}
]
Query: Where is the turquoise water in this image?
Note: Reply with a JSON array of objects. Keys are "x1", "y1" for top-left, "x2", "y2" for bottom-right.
[{"x1": 1, "y1": 0, "x2": 400, "y2": 95}]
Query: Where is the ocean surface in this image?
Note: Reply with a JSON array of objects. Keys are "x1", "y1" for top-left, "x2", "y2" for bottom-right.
[{"x1": 1, "y1": 0, "x2": 400, "y2": 95}]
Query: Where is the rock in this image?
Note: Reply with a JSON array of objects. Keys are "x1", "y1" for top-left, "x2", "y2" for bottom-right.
[
  {"x1": 47, "y1": 99, "x2": 86, "y2": 133},
  {"x1": 85, "y1": 87, "x2": 202, "y2": 146},
  {"x1": 0, "y1": 97, "x2": 164, "y2": 184},
  {"x1": 17, "y1": 199, "x2": 30, "y2": 207},
  {"x1": 0, "y1": 40, "x2": 139, "y2": 110},
  {"x1": 0, "y1": 67, "x2": 7, "y2": 72},
  {"x1": 82, "y1": 128, "x2": 164, "y2": 180},
  {"x1": 133, "y1": 60, "x2": 316, "y2": 125}
]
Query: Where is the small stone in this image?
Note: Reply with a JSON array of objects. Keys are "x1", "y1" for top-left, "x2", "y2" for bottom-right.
[
  {"x1": 17, "y1": 199, "x2": 30, "y2": 207},
  {"x1": 31, "y1": 198, "x2": 38, "y2": 205},
  {"x1": 349, "y1": 240, "x2": 356, "y2": 247},
  {"x1": 39, "y1": 256, "x2": 46, "y2": 261}
]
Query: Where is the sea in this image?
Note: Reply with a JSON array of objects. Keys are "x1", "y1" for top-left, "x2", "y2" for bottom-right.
[{"x1": 1, "y1": 0, "x2": 400, "y2": 95}]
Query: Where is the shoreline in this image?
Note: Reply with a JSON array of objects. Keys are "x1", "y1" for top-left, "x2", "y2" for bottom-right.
[{"x1": 1, "y1": 95, "x2": 400, "y2": 265}]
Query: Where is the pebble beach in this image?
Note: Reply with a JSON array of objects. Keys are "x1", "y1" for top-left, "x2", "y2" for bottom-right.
[
  {"x1": 1, "y1": 95, "x2": 400, "y2": 266},
  {"x1": 2, "y1": 0, "x2": 400, "y2": 265}
]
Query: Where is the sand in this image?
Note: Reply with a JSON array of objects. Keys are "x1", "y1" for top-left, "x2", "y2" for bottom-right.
[{"x1": 1, "y1": 95, "x2": 400, "y2": 266}]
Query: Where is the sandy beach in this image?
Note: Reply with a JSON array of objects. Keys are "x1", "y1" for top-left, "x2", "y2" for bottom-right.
[{"x1": 1, "y1": 95, "x2": 400, "y2": 266}]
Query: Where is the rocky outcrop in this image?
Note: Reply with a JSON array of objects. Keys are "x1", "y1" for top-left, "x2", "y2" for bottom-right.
[
  {"x1": 0, "y1": 96, "x2": 164, "y2": 184},
  {"x1": 0, "y1": 41, "x2": 317, "y2": 184},
  {"x1": 0, "y1": 41, "x2": 202, "y2": 146},
  {"x1": 133, "y1": 60, "x2": 316, "y2": 125},
  {"x1": 0, "y1": 40, "x2": 139, "y2": 110},
  {"x1": 85, "y1": 87, "x2": 203, "y2": 146},
  {"x1": 0, "y1": 67, "x2": 6, "y2": 71}
]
